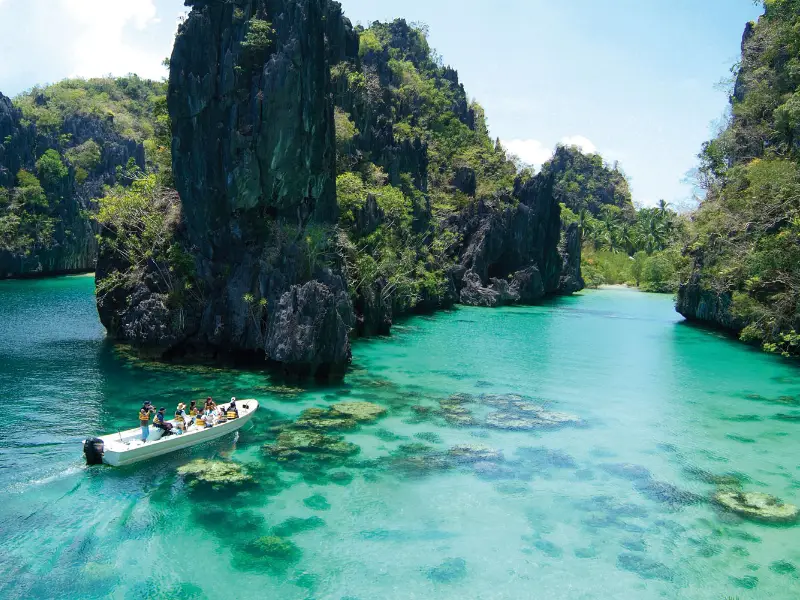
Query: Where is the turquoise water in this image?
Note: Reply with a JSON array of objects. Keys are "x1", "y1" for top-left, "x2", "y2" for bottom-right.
[{"x1": 1, "y1": 276, "x2": 799, "y2": 599}]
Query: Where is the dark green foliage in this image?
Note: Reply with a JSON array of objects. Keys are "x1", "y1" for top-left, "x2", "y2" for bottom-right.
[
  {"x1": 332, "y1": 20, "x2": 521, "y2": 313},
  {"x1": 543, "y1": 145, "x2": 633, "y2": 217},
  {"x1": 685, "y1": 1, "x2": 800, "y2": 354},
  {"x1": 35, "y1": 149, "x2": 68, "y2": 189},
  {"x1": 14, "y1": 75, "x2": 166, "y2": 141},
  {"x1": 95, "y1": 175, "x2": 197, "y2": 308},
  {"x1": 65, "y1": 140, "x2": 101, "y2": 183},
  {"x1": 241, "y1": 18, "x2": 274, "y2": 55},
  {"x1": 562, "y1": 198, "x2": 688, "y2": 291},
  {"x1": 0, "y1": 171, "x2": 55, "y2": 254},
  {"x1": 2, "y1": 76, "x2": 166, "y2": 266}
]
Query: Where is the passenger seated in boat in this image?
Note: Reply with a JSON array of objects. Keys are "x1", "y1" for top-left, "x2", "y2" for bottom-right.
[
  {"x1": 204, "y1": 397, "x2": 217, "y2": 411},
  {"x1": 227, "y1": 398, "x2": 239, "y2": 420},
  {"x1": 153, "y1": 407, "x2": 174, "y2": 435},
  {"x1": 188, "y1": 400, "x2": 199, "y2": 418},
  {"x1": 174, "y1": 403, "x2": 188, "y2": 432}
]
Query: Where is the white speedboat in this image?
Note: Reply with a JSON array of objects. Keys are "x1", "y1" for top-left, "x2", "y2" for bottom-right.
[{"x1": 83, "y1": 400, "x2": 259, "y2": 467}]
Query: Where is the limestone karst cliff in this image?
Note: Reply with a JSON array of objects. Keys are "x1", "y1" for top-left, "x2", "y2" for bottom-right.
[
  {"x1": 0, "y1": 79, "x2": 157, "y2": 278},
  {"x1": 677, "y1": 1, "x2": 800, "y2": 356},
  {"x1": 94, "y1": 5, "x2": 584, "y2": 378}
]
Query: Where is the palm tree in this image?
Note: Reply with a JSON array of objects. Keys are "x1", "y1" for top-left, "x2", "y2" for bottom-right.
[{"x1": 636, "y1": 208, "x2": 669, "y2": 254}]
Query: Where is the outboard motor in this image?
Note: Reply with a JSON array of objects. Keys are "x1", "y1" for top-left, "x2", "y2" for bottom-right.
[{"x1": 83, "y1": 437, "x2": 105, "y2": 465}]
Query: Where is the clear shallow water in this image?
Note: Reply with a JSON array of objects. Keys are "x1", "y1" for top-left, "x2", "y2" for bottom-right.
[{"x1": 1, "y1": 277, "x2": 799, "y2": 599}]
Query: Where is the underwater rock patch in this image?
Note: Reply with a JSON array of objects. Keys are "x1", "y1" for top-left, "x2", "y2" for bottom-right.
[
  {"x1": 616, "y1": 553, "x2": 674, "y2": 581},
  {"x1": 448, "y1": 444, "x2": 503, "y2": 463},
  {"x1": 486, "y1": 405, "x2": 582, "y2": 430},
  {"x1": 574, "y1": 547, "x2": 599, "y2": 559},
  {"x1": 621, "y1": 538, "x2": 646, "y2": 552},
  {"x1": 714, "y1": 491, "x2": 799, "y2": 524},
  {"x1": 329, "y1": 471, "x2": 354, "y2": 485},
  {"x1": 374, "y1": 428, "x2": 406, "y2": 442},
  {"x1": 533, "y1": 539, "x2": 563, "y2": 558},
  {"x1": 330, "y1": 401, "x2": 387, "y2": 422},
  {"x1": 773, "y1": 412, "x2": 800, "y2": 422},
  {"x1": 516, "y1": 447, "x2": 577, "y2": 470},
  {"x1": 265, "y1": 430, "x2": 360, "y2": 460},
  {"x1": 177, "y1": 459, "x2": 253, "y2": 490},
  {"x1": 730, "y1": 575, "x2": 759, "y2": 589},
  {"x1": 293, "y1": 407, "x2": 359, "y2": 431},
  {"x1": 271, "y1": 517, "x2": 326, "y2": 537},
  {"x1": 769, "y1": 560, "x2": 797, "y2": 575},
  {"x1": 574, "y1": 496, "x2": 649, "y2": 520},
  {"x1": 731, "y1": 545, "x2": 750, "y2": 557},
  {"x1": 634, "y1": 480, "x2": 704, "y2": 508},
  {"x1": 303, "y1": 494, "x2": 331, "y2": 511},
  {"x1": 599, "y1": 463, "x2": 652, "y2": 481},
  {"x1": 426, "y1": 558, "x2": 467, "y2": 583},
  {"x1": 414, "y1": 431, "x2": 442, "y2": 443},
  {"x1": 241, "y1": 535, "x2": 301, "y2": 561},
  {"x1": 473, "y1": 461, "x2": 516, "y2": 480},
  {"x1": 682, "y1": 467, "x2": 748, "y2": 488},
  {"x1": 726, "y1": 434, "x2": 756, "y2": 444},
  {"x1": 436, "y1": 394, "x2": 479, "y2": 427}
]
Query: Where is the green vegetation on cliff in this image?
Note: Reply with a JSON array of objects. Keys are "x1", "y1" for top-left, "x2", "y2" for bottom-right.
[
  {"x1": 0, "y1": 76, "x2": 166, "y2": 275},
  {"x1": 544, "y1": 145, "x2": 633, "y2": 217},
  {"x1": 552, "y1": 147, "x2": 688, "y2": 293},
  {"x1": 331, "y1": 20, "x2": 520, "y2": 314},
  {"x1": 15, "y1": 76, "x2": 165, "y2": 143},
  {"x1": 0, "y1": 169, "x2": 54, "y2": 254},
  {"x1": 679, "y1": 0, "x2": 800, "y2": 356}
]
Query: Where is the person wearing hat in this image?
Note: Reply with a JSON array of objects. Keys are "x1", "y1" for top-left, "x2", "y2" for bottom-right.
[
  {"x1": 174, "y1": 403, "x2": 188, "y2": 433},
  {"x1": 139, "y1": 402, "x2": 156, "y2": 442},
  {"x1": 153, "y1": 407, "x2": 174, "y2": 435},
  {"x1": 226, "y1": 398, "x2": 239, "y2": 420}
]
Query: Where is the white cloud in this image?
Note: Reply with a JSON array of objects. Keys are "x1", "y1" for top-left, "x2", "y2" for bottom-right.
[
  {"x1": 59, "y1": 0, "x2": 162, "y2": 80},
  {"x1": 501, "y1": 139, "x2": 553, "y2": 168},
  {"x1": 501, "y1": 135, "x2": 600, "y2": 168},
  {"x1": 0, "y1": 0, "x2": 175, "y2": 95},
  {"x1": 560, "y1": 135, "x2": 597, "y2": 154}
]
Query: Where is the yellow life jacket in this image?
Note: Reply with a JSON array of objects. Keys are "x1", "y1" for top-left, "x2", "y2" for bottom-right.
[
  {"x1": 189, "y1": 408, "x2": 198, "y2": 416},
  {"x1": 139, "y1": 410, "x2": 151, "y2": 422},
  {"x1": 226, "y1": 411, "x2": 238, "y2": 419},
  {"x1": 196, "y1": 418, "x2": 206, "y2": 428}
]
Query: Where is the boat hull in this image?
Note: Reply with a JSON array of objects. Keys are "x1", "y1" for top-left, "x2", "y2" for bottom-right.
[{"x1": 94, "y1": 401, "x2": 258, "y2": 467}]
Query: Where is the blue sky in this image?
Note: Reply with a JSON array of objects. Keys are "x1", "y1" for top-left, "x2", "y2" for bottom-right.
[{"x1": 0, "y1": 0, "x2": 763, "y2": 207}]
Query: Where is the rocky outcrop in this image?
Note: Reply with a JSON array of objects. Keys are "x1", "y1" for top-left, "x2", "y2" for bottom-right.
[
  {"x1": 96, "y1": 7, "x2": 583, "y2": 378},
  {"x1": 557, "y1": 222, "x2": 584, "y2": 294},
  {"x1": 0, "y1": 91, "x2": 144, "y2": 278},
  {"x1": 98, "y1": 0, "x2": 358, "y2": 378},
  {"x1": 451, "y1": 173, "x2": 581, "y2": 307},
  {"x1": 676, "y1": 254, "x2": 744, "y2": 332}
]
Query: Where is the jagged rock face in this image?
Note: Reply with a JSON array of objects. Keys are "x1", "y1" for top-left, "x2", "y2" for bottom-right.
[
  {"x1": 142, "y1": 0, "x2": 358, "y2": 377},
  {"x1": 170, "y1": 0, "x2": 356, "y2": 234},
  {"x1": 452, "y1": 173, "x2": 579, "y2": 307},
  {"x1": 452, "y1": 166, "x2": 477, "y2": 197},
  {"x1": 0, "y1": 92, "x2": 142, "y2": 278},
  {"x1": 676, "y1": 268, "x2": 744, "y2": 331},
  {"x1": 0, "y1": 94, "x2": 35, "y2": 188},
  {"x1": 557, "y1": 223, "x2": 584, "y2": 295}
]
